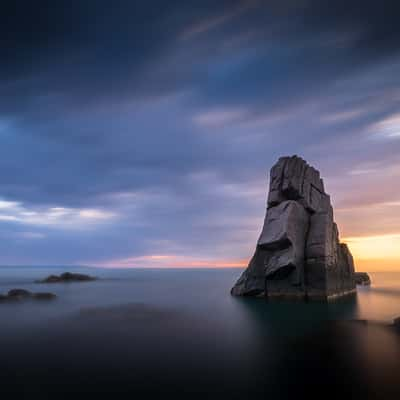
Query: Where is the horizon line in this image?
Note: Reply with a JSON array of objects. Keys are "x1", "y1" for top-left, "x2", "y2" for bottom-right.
[{"x1": 0, "y1": 264, "x2": 398, "y2": 273}]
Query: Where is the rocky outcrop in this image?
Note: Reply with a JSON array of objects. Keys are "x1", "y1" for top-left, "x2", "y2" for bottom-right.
[
  {"x1": 36, "y1": 272, "x2": 97, "y2": 283},
  {"x1": 394, "y1": 317, "x2": 400, "y2": 333},
  {"x1": 231, "y1": 155, "x2": 356, "y2": 301},
  {"x1": 354, "y1": 272, "x2": 371, "y2": 286},
  {"x1": 0, "y1": 288, "x2": 57, "y2": 302}
]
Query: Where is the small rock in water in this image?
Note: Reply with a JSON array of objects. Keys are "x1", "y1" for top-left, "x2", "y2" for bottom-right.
[
  {"x1": 37, "y1": 272, "x2": 97, "y2": 283},
  {"x1": 7, "y1": 289, "x2": 32, "y2": 298},
  {"x1": 354, "y1": 272, "x2": 371, "y2": 286},
  {"x1": 394, "y1": 317, "x2": 400, "y2": 332},
  {"x1": 32, "y1": 292, "x2": 57, "y2": 300},
  {"x1": 0, "y1": 288, "x2": 57, "y2": 302}
]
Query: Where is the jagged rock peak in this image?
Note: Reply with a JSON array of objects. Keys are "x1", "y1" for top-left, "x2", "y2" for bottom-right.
[
  {"x1": 268, "y1": 155, "x2": 325, "y2": 213},
  {"x1": 231, "y1": 155, "x2": 356, "y2": 301}
]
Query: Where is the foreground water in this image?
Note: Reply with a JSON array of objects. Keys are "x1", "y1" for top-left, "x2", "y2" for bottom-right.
[{"x1": 1, "y1": 267, "x2": 399, "y2": 398}]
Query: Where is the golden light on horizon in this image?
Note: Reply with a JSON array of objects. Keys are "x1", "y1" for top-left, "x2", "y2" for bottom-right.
[
  {"x1": 343, "y1": 233, "x2": 400, "y2": 271},
  {"x1": 94, "y1": 254, "x2": 248, "y2": 269}
]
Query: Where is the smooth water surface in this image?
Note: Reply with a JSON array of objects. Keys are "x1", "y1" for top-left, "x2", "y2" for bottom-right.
[{"x1": 1, "y1": 267, "x2": 399, "y2": 398}]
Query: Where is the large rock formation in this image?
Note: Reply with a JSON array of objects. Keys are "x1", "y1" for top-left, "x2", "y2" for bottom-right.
[{"x1": 231, "y1": 155, "x2": 356, "y2": 301}]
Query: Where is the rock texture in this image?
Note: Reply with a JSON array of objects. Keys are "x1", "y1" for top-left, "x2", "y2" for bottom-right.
[
  {"x1": 231, "y1": 155, "x2": 356, "y2": 301},
  {"x1": 36, "y1": 272, "x2": 97, "y2": 283},
  {"x1": 354, "y1": 272, "x2": 371, "y2": 286}
]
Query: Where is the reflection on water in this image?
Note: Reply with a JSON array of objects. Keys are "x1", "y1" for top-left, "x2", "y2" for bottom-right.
[
  {"x1": 0, "y1": 267, "x2": 399, "y2": 398},
  {"x1": 234, "y1": 294, "x2": 359, "y2": 336}
]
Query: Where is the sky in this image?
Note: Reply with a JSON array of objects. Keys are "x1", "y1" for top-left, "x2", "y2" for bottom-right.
[{"x1": 1, "y1": 0, "x2": 400, "y2": 271}]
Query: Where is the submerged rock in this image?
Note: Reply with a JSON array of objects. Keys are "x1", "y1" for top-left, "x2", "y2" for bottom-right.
[
  {"x1": 32, "y1": 292, "x2": 57, "y2": 300},
  {"x1": 231, "y1": 155, "x2": 356, "y2": 301},
  {"x1": 37, "y1": 272, "x2": 97, "y2": 283},
  {"x1": 7, "y1": 288, "x2": 32, "y2": 298},
  {"x1": 0, "y1": 288, "x2": 56, "y2": 302},
  {"x1": 354, "y1": 272, "x2": 371, "y2": 286}
]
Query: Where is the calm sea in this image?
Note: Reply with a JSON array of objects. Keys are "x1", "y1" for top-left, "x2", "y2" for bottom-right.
[{"x1": 1, "y1": 267, "x2": 399, "y2": 398}]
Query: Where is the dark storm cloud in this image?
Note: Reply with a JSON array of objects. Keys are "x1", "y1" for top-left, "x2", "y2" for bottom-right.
[
  {"x1": 2, "y1": 1, "x2": 399, "y2": 110},
  {"x1": 0, "y1": 0, "x2": 233, "y2": 110},
  {"x1": 0, "y1": 0, "x2": 400, "y2": 264}
]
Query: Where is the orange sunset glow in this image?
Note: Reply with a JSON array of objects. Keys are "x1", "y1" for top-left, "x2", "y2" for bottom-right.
[{"x1": 344, "y1": 234, "x2": 400, "y2": 271}]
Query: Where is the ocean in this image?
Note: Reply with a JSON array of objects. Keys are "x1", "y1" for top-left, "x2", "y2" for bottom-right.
[{"x1": 1, "y1": 267, "x2": 399, "y2": 398}]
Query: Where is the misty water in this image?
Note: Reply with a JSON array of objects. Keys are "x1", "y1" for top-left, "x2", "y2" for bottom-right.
[{"x1": 1, "y1": 267, "x2": 399, "y2": 398}]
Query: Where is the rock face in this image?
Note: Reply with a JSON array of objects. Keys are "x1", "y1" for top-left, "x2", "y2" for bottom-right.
[
  {"x1": 36, "y1": 272, "x2": 97, "y2": 283},
  {"x1": 231, "y1": 155, "x2": 356, "y2": 301},
  {"x1": 354, "y1": 272, "x2": 371, "y2": 286}
]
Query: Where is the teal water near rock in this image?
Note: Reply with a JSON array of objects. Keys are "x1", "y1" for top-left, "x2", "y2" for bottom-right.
[{"x1": 1, "y1": 267, "x2": 399, "y2": 398}]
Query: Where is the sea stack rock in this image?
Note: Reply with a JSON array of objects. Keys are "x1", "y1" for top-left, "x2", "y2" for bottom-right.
[{"x1": 231, "y1": 155, "x2": 356, "y2": 301}]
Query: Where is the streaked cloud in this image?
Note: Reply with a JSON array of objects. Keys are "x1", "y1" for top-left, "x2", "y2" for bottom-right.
[
  {"x1": 18, "y1": 232, "x2": 46, "y2": 239},
  {"x1": 91, "y1": 254, "x2": 247, "y2": 268},
  {"x1": 0, "y1": 199, "x2": 117, "y2": 229},
  {"x1": 181, "y1": 0, "x2": 257, "y2": 39},
  {"x1": 193, "y1": 108, "x2": 248, "y2": 127},
  {"x1": 372, "y1": 113, "x2": 400, "y2": 139}
]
